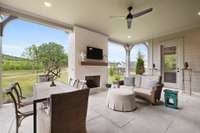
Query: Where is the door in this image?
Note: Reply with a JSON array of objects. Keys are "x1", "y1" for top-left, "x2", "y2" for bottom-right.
[{"x1": 161, "y1": 39, "x2": 183, "y2": 89}]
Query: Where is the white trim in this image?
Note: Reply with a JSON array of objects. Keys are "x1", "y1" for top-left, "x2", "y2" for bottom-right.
[
  {"x1": 0, "y1": 33, "x2": 2, "y2": 88},
  {"x1": 0, "y1": 5, "x2": 73, "y2": 32},
  {"x1": 0, "y1": 35, "x2": 2, "y2": 107},
  {"x1": 147, "y1": 40, "x2": 153, "y2": 75},
  {"x1": 130, "y1": 25, "x2": 200, "y2": 44},
  {"x1": 161, "y1": 38, "x2": 184, "y2": 89},
  {"x1": 131, "y1": 42, "x2": 149, "y2": 74}
]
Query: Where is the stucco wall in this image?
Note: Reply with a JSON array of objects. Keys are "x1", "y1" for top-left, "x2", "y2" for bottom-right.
[
  {"x1": 68, "y1": 26, "x2": 108, "y2": 88},
  {"x1": 149, "y1": 27, "x2": 200, "y2": 92}
]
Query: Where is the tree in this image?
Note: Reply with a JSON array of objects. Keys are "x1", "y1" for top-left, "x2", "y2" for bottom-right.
[
  {"x1": 135, "y1": 51, "x2": 145, "y2": 75},
  {"x1": 109, "y1": 63, "x2": 117, "y2": 76},
  {"x1": 37, "y1": 42, "x2": 66, "y2": 70},
  {"x1": 23, "y1": 42, "x2": 68, "y2": 86},
  {"x1": 23, "y1": 44, "x2": 39, "y2": 70}
]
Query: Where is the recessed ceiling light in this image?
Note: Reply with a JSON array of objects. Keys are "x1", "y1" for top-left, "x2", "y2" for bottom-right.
[
  {"x1": 198, "y1": 12, "x2": 200, "y2": 16},
  {"x1": 128, "y1": 35, "x2": 132, "y2": 39},
  {"x1": 44, "y1": 2, "x2": 51, "y2": 7}
]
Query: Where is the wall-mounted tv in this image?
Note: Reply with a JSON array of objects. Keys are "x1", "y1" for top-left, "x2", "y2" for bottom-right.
[{"x1": 87, "y1": 47, "x2": 103, "y2": 60}]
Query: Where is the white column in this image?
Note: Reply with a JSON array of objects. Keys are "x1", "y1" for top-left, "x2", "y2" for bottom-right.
[
  {"x1": 0, "y1": 35, "x2": 2, "y2": 87},
  {"x1": 147, "y1": 40, "x2": 153, "y2": 75},
  {"x1": 124, "y1": 45, "x2": 133, "y2": 77},
  {"x1": 0, "y1": 23, "x2": 3, "y2": 106}
]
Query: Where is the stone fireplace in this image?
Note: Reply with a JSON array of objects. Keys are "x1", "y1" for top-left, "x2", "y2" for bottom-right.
[
  {"x1": 85, "y1": 75, "x2": 100, "y2": 88},
  {"x1": 68, "y1": 26, "x2": 108, "y2": 89}
]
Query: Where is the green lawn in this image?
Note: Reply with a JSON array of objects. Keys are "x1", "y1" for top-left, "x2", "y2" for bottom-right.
[
  {"x1": 2, "y1": 68, "x2": 123, "y2": 102},
  {"x1": 2, "y1": 69, "x2": 68, "y2": 98},
  {"x1": 108, "y1": 74, "x2": 124, "y2": 84}
]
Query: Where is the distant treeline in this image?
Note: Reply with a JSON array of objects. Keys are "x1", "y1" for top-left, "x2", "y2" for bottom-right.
[
  {"x1": 2, "y1": 54, "x2": 42, "y2": 71},
  {"x1": 2, "y1": 54, "x2": 68, "y2": 71}
]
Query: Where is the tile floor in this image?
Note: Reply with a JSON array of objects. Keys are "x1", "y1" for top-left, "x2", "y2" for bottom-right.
[{"x1": 1, "y1": 89, "x2": 200, "y2": 133}]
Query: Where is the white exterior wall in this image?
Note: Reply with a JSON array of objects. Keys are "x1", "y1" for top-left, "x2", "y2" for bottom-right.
[
  {"x1": 184, "y1": 29, "x2": 200, "y2": 92},
  {"x1": 68, "y1": 26, "x2": 108, "y2": 88},
  {"x1": 149, "y1": 27, "x2": 200, "y2": 92}
]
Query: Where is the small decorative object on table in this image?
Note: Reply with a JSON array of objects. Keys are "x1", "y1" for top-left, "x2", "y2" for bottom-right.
[
  {"x1": 46, "y1": 66, "x2": 61, "y2": 87},
  {"x1": 164, "y1": 89, "x2": 178, "y2": 109},
  {"x1": 80, "y1": 52, "x2": 86, "y2": 61}
]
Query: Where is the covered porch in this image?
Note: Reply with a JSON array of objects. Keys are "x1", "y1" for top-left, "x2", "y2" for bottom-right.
[{"x1": 1, "y1": 0, "x2": 200, "y2": 133}]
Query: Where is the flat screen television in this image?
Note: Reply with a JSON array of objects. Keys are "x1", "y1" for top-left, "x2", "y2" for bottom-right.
[{"x1": 87, "y1": 47, "x2": 103, "y2": 60}]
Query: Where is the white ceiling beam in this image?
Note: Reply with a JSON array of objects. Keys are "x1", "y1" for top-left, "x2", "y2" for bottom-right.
[{"x1": 0, "y1": 5, "x2": 73, "y2": 32}]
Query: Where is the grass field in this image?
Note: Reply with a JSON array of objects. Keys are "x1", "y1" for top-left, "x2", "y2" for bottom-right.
[
  {"x1": 108, "y1": 74, "x2": 124, "y2": 84},
  {"x1": 2, "y1": 67, "x2": 122, "y2": 102},
  {"x1": 2, "y1": 69, "x2": 68, "y2": 98}
]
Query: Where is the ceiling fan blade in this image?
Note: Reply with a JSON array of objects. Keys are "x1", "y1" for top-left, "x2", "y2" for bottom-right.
[
  {"x1": 132, "y1": 8, "x2": 153, "y2": 18},
  {"x1": 110, "y1": 16, "x2": 125, "y2": 19}
]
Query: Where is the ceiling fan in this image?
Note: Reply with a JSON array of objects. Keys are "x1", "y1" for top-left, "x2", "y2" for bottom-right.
[{"x1": 110, "y1": 6, "x2": 153, "y2": 29}]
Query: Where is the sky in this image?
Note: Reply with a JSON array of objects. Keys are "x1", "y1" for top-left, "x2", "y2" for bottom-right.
[
  {"x1": 3, "y1": 19, "x2": 147, "y2": 62},
  {"x1": 108, "y1": 42, "x2": 148, "y2": 62},
  {"x1": 3, "y1": 19, "x2": 69, "y2": 57}
]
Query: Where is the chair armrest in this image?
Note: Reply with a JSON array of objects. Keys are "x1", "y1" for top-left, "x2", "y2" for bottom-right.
[
  {"x1": 151, "y1": 83, "x2": 161, "y2": 91},
  {"x1": 151, "y1": 83, "x2": 164, "y2": 103}
]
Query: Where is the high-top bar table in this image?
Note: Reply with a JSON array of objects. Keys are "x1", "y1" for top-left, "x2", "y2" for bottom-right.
[{"x1": 33, "y1": 81, "x2": 77, "y2": 133}]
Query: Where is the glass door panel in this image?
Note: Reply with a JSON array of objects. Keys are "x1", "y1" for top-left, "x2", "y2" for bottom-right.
[{"x1": 163, "y1": 46, "x2": 177, "y2": 83}]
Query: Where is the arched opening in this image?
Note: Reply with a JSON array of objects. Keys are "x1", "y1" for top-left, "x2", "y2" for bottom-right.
[
  {"x1": 2, "y1": 19, "x2": 69, "y2": 99},
  {"x1": 108, "y1": 41, "x2": 125, "y2": 83},
  {"x1": 130, "y1": 43, "x2": 149, "y2": 75}
]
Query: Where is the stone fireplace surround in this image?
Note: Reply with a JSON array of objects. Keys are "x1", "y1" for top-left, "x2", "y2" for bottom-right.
[{"x1": 68, "y1": 26, "x2": 108, "y2": 89}]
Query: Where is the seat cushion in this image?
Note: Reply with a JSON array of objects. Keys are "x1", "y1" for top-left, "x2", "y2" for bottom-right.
[
  {"x1": 135, "y1": 75, "x2": 142, "y2": 87},
  {"x1": 21, "y1": 97, "x2": 33, "y2": 106},
  {"x1": 143, "y1": 80, "x2": 158, "y2": 90},
  {"x1": 19, "y1": 104, "x2": 33, "y2": 115},
  {"x1": 140, "y1": 75, "x2": 160, "y2": 88},
  {"x1": 120, "y1": 85, "x2": 134, "y2": 90}
]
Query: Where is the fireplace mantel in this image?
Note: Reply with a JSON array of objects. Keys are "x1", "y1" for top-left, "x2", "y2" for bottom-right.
[{"x1": 81, "y1": 61, "x2": 108, "y2": 66}]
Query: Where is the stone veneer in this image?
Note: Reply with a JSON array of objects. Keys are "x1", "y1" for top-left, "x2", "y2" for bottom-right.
[{"x1": 68, "y1": 26, "x2": 108, "y2": 88}]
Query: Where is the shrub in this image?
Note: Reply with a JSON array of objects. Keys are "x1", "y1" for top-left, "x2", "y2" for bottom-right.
[{"x1": 135, "y1": 52, "x2": 145, "y2": 75}]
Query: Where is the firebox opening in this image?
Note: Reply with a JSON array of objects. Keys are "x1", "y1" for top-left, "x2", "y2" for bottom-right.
[{"x1": 85, "y1": 75, "x2": 100, "y2": 88}]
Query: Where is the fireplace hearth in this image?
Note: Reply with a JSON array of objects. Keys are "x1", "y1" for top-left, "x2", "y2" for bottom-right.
[{"x1": 85, "y1": 75, "x2": 100, "y2": 88}]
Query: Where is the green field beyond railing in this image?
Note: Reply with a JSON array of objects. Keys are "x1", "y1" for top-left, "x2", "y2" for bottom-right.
[{"x1": 2, "y1": 69, "x2": 68, "y2": 98}]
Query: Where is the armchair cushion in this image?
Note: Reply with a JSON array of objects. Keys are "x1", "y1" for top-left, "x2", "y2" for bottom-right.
[
  {"x1": 143, "y1": 80, "x2": 158, "y2": 90},
  {"x1": 134, "y1": 88, "x2": 152, "y2": 95}
]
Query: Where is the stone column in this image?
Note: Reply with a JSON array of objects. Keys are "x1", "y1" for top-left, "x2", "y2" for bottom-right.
[{"x1": 124, "y1": 44, "x2": 133, "y2": 77}]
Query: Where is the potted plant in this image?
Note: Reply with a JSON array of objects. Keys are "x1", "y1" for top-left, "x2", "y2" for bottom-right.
[
  {"x1": 113, "y1": 75, "x2": 121, "y2": 88},
  {"x1": 135, "y1": 52, "x2": 145, "y2": 75}
]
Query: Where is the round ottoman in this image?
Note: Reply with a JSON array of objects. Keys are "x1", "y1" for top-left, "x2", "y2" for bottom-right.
[{"x1": 106, "y1": 88, "x2": 136, "y2": 112}]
